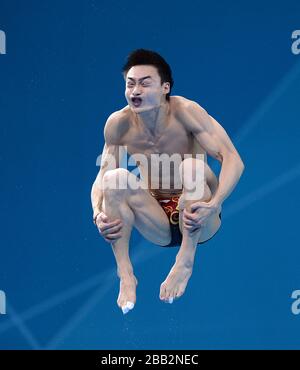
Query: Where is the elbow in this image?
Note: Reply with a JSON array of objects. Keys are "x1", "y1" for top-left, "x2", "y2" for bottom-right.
[
  {"x1": 221, "y1": 151, "x2": 245, "y2": 176},
  {"x1": 91, "y1": 179, "x2": 96, "y2": 192},
  {"x1": 228, "y1": 152, "x2": 245, "y2": 175},
  {"x1": 237, "y1": 157, "x2": 245, "y2": 176},
  {"x1": 91, "y1": 179, "x2": 99, "y2": 196},
  {"x1": 91, "y1": 183, "x2": 96, "y2": 200}
]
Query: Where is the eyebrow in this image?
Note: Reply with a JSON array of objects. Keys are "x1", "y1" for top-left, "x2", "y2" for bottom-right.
[{"x1": 127, "y1": 76, "x2": 152, "y2": 82}]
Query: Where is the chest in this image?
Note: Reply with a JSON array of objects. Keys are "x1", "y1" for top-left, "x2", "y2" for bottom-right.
[{"x1": 122, "y1": 117, "x2": 194, "y2": 157}]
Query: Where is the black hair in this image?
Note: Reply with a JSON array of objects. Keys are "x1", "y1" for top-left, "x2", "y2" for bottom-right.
[{"x1": 122, "y1": 49, "x2": 174, "y2": 101}]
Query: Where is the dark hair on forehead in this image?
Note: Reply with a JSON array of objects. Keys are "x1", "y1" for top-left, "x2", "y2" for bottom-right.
[{"x1": 122, "y1": 49, "x2": 174, "y2": 101}]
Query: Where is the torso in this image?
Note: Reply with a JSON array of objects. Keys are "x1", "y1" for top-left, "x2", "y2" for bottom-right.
[{"x1": 116, "y1": 96, "x2": 206, "y2": 197}]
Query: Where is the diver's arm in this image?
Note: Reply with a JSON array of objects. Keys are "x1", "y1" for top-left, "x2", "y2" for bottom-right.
[
  {"x1": 187, "y1": 102, "x2": 245, "y2": 207},
  {"x1": 91, "y1": 115, "x2": 126, "y2": 220}
]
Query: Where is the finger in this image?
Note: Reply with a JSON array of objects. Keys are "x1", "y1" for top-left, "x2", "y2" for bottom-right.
[
  {"x1": 183, "y1": 211, "x2": 196, "y2": 221},
  {"x1": 184, "y1": 224, "x2": 195, "y2": 230},
  {"x1": 101, "y1": 220, "x2": 123, "y2": 231},
  {"x1": 190, "y1": 203, "x2": 205, "y2": 211},
  {"x1": 105, "y1": 232, "x2": 122, "y2": 240},
  {"x1": 99, "y1": 214, "x2": 112, "y2": 224},
  {"x1": 101, "y1": 229, "x2": 122, "y2": 240},
  {"x1": 183, "y1": 220, "x2": 194, "y2": 226},
  {"x1": 191, "y1": 202, "x2": 208, "y2": 212},
  {"x1": 104, "y1": 236, "x2": 114, "y2": 243},
  {"x1": 190, "y1": 224, "x2": 201, "y2": 232},
  {"x1": 183, "y1": 218, "x2": 197, "y2": 226},
  {"x1": 182, "y1": 216, "x2": 194, "y2": 225},
  {"x1": 101, "y1": 223, "x2": 123, "y2": 235},
  {"x1": 103, "y1": 233, "x2": 122, "y2": 242},
  {"x1": 184, "y1": 221, "x2": 201, "y2": 230},
  {"x1": 184, "y1": 208, "x2": 198, "y2": 216},
  {"x1": 104, "y1": 218, "x2": 122, "y2": 226},
  {"x1": 191, "y1": 202, "x2": 208, "y2": 211},
  {"x1": 101, "y1": 215, "x2": 122, "y2": 224}
]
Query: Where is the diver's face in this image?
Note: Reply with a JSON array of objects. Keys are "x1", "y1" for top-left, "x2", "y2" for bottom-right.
[{"x1": 125, "y1": 65, "x2": 170, "y2": 113}]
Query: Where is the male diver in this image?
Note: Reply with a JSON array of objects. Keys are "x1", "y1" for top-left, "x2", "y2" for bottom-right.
[{"x1": 91, "y1": 49, "x2": 244, "y2": 314}]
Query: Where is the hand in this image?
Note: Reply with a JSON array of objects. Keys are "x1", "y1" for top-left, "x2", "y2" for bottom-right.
[
  {"x1": 183, "y1": 201, "x2": 218, "y2": 232},
  {"x1": 95, "y1": 212, "x2": 123, "y2": 243}
]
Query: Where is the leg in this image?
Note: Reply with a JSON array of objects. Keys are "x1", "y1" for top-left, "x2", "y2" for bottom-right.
[
  {"x1": 101, "y1": 168, "x2": 172, "y2": 313},
  {"x1": 160, "y1": 158, "x2": 221, "y2": 303},
  {"x1": 178, "y1": 159, "x2": 222, "y2": 244}
]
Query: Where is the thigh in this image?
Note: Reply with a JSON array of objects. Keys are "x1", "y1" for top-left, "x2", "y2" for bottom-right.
[
  {"x1": 127, "y1": 188, "x2": 172, "y2": 246},
  {"x1": 204, "y1": 162, "x2": 219, "y2": 195}
]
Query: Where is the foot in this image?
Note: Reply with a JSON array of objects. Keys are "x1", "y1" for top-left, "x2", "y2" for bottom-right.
[
  {"x1": 117, "y1": 274, "x2": 138, "y2": 314},
  {"x1": 159, "y1": 258, "x2": 194, "y2": 303}
]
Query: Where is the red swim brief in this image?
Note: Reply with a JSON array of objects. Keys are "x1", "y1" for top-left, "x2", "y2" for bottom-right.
[{"x1": 153, "y1": 193, "x2": 221, "y2": 247}]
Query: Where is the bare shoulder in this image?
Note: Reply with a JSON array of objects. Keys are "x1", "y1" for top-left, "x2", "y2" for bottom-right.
[
  {"x1": 103, "y1": 108, "x2": 130, "y2": 145},
  {"x1": 171, "y1": 95, "x2": 208, "y2": 132},
  {"x1": 171, "y1": 95, "x2": 205, "y2": 113},
  {"x1": 170, "y1": 95, "x2": 190, "y2": 109}
]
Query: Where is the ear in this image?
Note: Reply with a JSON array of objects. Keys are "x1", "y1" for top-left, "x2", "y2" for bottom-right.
[{"x1": 163, "y1": 82, "x2": 170, "y2": 94}]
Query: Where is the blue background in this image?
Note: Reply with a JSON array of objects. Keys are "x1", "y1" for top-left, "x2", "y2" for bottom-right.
[{"x1": 0, "y1": 0, "x2": 300, "y2": 349}]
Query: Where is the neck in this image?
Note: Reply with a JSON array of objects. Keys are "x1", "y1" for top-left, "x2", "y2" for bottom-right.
[{"x1": 133, "y1": 99, "x2": 169, "y2": 129}]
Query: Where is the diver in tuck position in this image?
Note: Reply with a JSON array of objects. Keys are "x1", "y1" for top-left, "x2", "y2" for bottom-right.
[{"x1": 91, "y1": 49, "x2": 244, "y2": 314}]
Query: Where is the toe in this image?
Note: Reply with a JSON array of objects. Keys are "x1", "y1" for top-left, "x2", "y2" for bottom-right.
[
  {"x1": 126, "y1": 301, "x2": 135, "y2": 310},
  {"x1": 173, "y1": 287, "x2": 179, "y2": 298},
  {"x1": 159, "y1": 283, "x2": 167, "y2": 300},
  {"x1": 117, "y1": 299, "x2": 125, "y2": 308},
  {"x1": 164, "y1": 290, "x2": 171, "y2": 300},
  {"x1": 122, "y1": 305, "x2": 130, "y2": 314},
  {"x1": 176, "y1": 289, "x2": 184, "y2": 298}
]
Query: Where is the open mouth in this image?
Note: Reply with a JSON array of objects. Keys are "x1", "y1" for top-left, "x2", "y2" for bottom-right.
[{"x1": 131, "y1": 97, "x2": 142, "y2": 107}]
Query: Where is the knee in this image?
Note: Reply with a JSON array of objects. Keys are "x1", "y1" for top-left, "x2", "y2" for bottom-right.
[
  {"x1": 179, "y1": 157, "x2": 206, "y2": 183},
  {"x1": 179, "y1": 158, "x2": 207, "y2": 195},
  {"x1": 102, "y1": 168, "x2": 130, "y2": 192},
  {"x1": 178, "y1": 182, "x2": 212, "y2": 210},
  {"x1": 102, "y1": 168, "x2": 142, "y2": 197}
]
